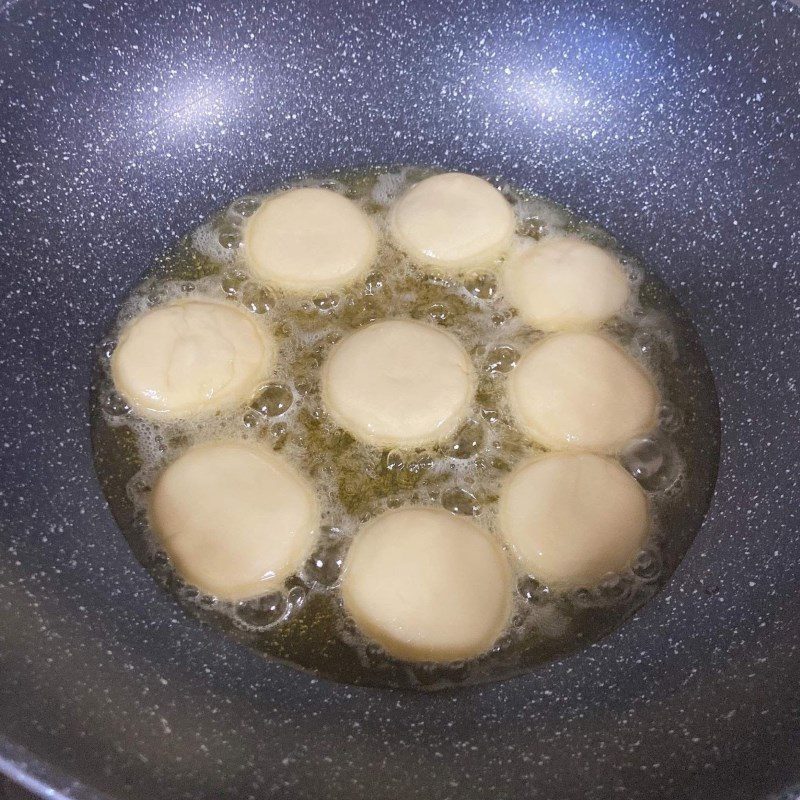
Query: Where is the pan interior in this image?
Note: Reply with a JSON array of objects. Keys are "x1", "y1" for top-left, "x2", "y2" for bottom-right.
[{"x1": 90, "y1": 167, "x2": 720, "y2": 690}]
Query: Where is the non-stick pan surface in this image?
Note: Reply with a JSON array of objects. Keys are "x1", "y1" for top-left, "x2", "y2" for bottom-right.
[{"x1": 0, "y1": 1, "x2": 798, "y2": 798}]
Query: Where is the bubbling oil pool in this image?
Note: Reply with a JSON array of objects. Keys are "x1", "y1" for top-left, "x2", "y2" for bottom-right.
[{"x1": 91, "y1": 167, "x2": 720, "y2": 689}]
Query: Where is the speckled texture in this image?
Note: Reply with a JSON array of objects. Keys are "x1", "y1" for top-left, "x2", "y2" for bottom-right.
[{"x1": 0, "y1": 1, "x2": 797, "y2": 799}]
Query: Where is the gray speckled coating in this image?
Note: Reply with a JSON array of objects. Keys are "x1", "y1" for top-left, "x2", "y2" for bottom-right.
[{"x1": 0, "y1": 1, "x2": 798, "y2": 799}]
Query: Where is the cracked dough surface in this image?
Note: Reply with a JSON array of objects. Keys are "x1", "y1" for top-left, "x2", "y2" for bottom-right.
[{"x1": 111, "y1": 299, "x2": 274, "y2": 420}]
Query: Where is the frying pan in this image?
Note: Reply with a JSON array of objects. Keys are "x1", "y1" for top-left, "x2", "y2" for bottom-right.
[{"x1": 0, "y1": 0, "x2": 798, "y2": 798}]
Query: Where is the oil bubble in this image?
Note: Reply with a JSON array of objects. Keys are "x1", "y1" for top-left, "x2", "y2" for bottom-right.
[
  {"x1": 632, "y1": 328, "x2": 674, "y2": 365},
  {"x1": 518, "y1": 575, "x2": 548, "y2": 603},
  {"x1": 570, "y1": 587, "x2": 597, "y2": 608},
  {"x1": 364, "y1": 272, "x2": 384, "y2": 294},
  {"x1": 621, "y1": 435, "x2": 682, "y2": 492},
  {"x1": 221, "y1": 270, "x2": 246, "y2": 296},
  {"x1": 146, "y1": 286, "x2": 170, "y2": 307},
  {"x1": 287, "y1": 585, "x2": 306, "y2": 611},
  {"x1": 102, "y1": 390, "x2": 130, "y2": 417},
  {"x1": 519, "y1": 218, "x2": 546, "y2": 239},
  {"x1": 274, "y1": 321, "x2": 293, "y2": 339},
  {"x1": 252, "y1": 383, "x2": 293, "y2": 417},
  {"x1": 180, "y1": 585, "x2": 198, "y2": 600},
  {"x1": 465, "y1": 273, "x2": 497, "y2": 300},
  {"x1": 304, "y1": 532, "x2": 347, "y2": 587},
  {"x1": 658, "y1": 403, "x2": 681, "y2": 432},
  {"x1": 621, "y1": 437, "x2": 664, "y2": 480},
  {"x1": 214, "y1": 218, "x2": 242, "y2": 250},
  {"x1": 486, "y1": 345, "x2": 519, "y2": 374},
  {"x1": 441, "y1": 487, "x2": 481, "y2": 516},
  {"x1": 318, "y1": 179, "x2": 342, "y2": 191},
  {"x1": 241, "y1": 283, "x2": 274, "y2": 314},
  {"x1": 597, "y1": 573, "x2": 631, "y2": 604},
  {"x1": 314, "y1": 294, "x2": 340, "y2": 312},
  {"x1": 408, "y1": 454, "x2": 433, "y2": 474},
  {"x1": 632, "y1": 549, "x2": 662, "y2": 582},
  {"x1": 219, "y1": 231, "x2": 240, "y2": 250},
  {"x1": 229, "y1": 195, "x2": 262, "y2": 219},
  {"x1": 382, "y1": 449, "x2": 405, "y2": 473},
  {"x1": 445, "y1": 420, "x2": 484, "y2": 459},
  {"x1": 269, "y1": 422, "x2": 289, "y2": 449},
  {"x1": 481, "y1": 408, "x2": 501, "y2": 424},
  {"x1": 491, "y1": 313, "x2": 505, "y2": 326},
  {"x1": 242, "y1": 409, "x2": 261, "y2": 429},
  {"x1": 427, "y1": 303, "x2": 450, "y2": 324},
  {"x1": 363, "y1": 641, "x2": 386, "y2": 666},
  {"x1": 234, "y1": 592, "x2": 288, "y2": 630},
  {"x1": 99, "y1": 338, "x2": 117, "y2": 360},
  {"x1": 410, "y1": 295, "x2": 448, "y2": 323},
  {"x1": 492, "y1": 630, "x2": 516, "y2": 654}
]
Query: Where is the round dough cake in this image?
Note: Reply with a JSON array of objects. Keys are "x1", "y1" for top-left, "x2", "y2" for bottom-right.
[
  {"x1": 150, "y1": 441, "x2": 319, "y2": 601},
  {"x1": 507, "y1": 332, "x2": 658, "y2": 453},
  {"x1": 499, "y1": 452, "x2": 648, "y2": 587},
  {"x1": 244, "y1": 187, "x2": 377, "y2": 293},
  {"x1": 321, "y1": 319, "x2": 476, "y2": 447},
  {"x1": 111, "y1": 299, "x2": 275, "y2": 421},
  {"x1": 503, "y1": 237, "x2": 630, "y2": 330},
  {"x1": 389, "y1": 172, "x2": 515, "y2": 273},
  {"x1": 341, "y1": 507, "x2": 512, "y2": 662}
]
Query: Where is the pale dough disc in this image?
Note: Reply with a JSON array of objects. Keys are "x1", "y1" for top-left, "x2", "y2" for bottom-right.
[
  {"x1": 498, "y1": 452, "x2": 648, "y2": 587},
  {"x1": 507, "y1": 332, "x2": 658, "y2": 453},
  {"x1": 321, "y1": 319, "x2": 476, "y2": 447},
  {"x1": 341, "y1": 507, "x2": 512, "y2": 662},
  {"x1": 150, "y1": 441, "x2": 319, "y2": 601},
  {"x1": 111, "y1": 299, "x2": 275, "y2": 421},
  {"x1": 244, "y1": 187, "x2": 377, "y2": 293},
  {"x1": 502, "y1": 236, "x2": 630, "y2": 331},
  {"x1": 389, "y1": 172, "x2": 515, "y2": 273}
]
